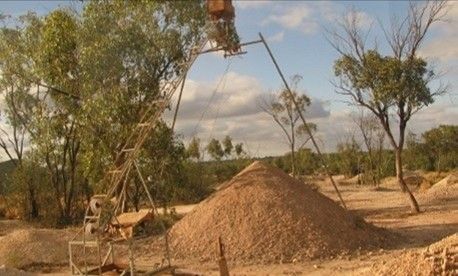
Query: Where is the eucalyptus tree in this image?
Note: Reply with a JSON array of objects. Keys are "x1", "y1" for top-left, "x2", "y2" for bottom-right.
[
  {"x1": 78, "y1": 1, "x2": 206, "y2": 195},
  {"x1": 206, "y1": 138, "x2": 224, "y2": 161},
  {"x1": 260, "y1": 75, "x2": 317, "y2": 176},
  {"x1": 0, "y1": 13, "x2": 46, "y2": 218},
  {"x1": 0, "y1": 0, "x2": 207, "y2": 223},
  {"x1": 352, "y1": 110, "x2": 386, "y2": 186},
  {"x1": 329, "y1": 2, "x2": 448, "y2": 212},
  {"x1": 186, "y1": 137, "x2": 201, "y2": 161}
]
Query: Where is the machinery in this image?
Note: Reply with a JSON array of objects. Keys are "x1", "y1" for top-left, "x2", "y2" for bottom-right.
[{"x1": 68, "y1": 1, "x2": 346, "y2": 274}]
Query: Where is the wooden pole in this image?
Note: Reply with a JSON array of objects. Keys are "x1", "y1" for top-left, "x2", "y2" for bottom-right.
[
  {"x1": 259, "y1": 32, "x2": 347, "y2": 209},
  {"x1": 218, "y1": 237, "x2": 230, "y2": 276},
  {"x1": 134, "y1": 161, "x2": 172, "y2": 267},
  {"x1": 171, "y1": 73, "x2": 187, "y2": 131}
]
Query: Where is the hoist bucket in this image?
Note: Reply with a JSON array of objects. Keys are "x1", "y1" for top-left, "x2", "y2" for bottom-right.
[{"x1": 207, "y1": 0, "x2": 235, "y2": 21}]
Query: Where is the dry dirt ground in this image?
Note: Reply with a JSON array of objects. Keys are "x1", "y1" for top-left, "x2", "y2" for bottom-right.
[
  {"x1": 0, "y1": 174, "x2": 457, "y2": 275},
  {"x1": 138, "y1": 178, "x2": 457, "y2": 275}
]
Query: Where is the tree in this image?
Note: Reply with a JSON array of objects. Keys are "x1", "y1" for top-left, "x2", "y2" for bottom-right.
[
  {"x1": 404, "y1": 131, "x2": 432, "y2": 171},
  {"x1": 222, "y1": 135, "x2": 233, "y2": 159},
  {"x1": 352, "y1": 110, "x2": 386, "y2": 186},
  {"x1": 234, "y1": 143, "x2": 244, "y2": 158},
  {"x1": 336, "y1": 134, "x2": 362, "y2": 178},
  {"x1": 0, "y1": 1, "x2": 207, "y2": 223},
  {"x1": 206, "y1": 138, "x2": 224, "y2": 161},
  {"x1": 329, "y1": 2, "x2": 449, "y2": 213},
  {"x1": 0, "y1": 18, "x2": 39, "y2": 218},
  {"x1": 422, "y1": 125, "x2": 458, "y2": 172},
  {"x1": 78, "y1": 0, "x2": 206, "y2": 189},
  {"x1": 260, "y1": 75, "x2": 317, "y2": 176},
  {"x1": 186, "y1": 137, "x2": 201, "y2": 161}
]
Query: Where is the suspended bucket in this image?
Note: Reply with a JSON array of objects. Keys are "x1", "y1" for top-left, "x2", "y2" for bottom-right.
[{"x1": 207, "y1": 0, "x2": 235, "y2": 21}]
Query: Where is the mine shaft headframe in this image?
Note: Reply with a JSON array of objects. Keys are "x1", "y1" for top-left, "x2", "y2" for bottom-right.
[{"x1": 206, "y1": 0, "x2": 244, "y2": 57}]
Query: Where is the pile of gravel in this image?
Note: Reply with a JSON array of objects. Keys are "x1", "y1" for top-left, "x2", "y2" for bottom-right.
[
  {"x1": 372, "y1": 234, "x2": 458, "y2": 275},
  {"x1": 420, "y1": 173, "x2": 458, "y2": 203},
  {"x1": 168, "y1": 161, "x2": 391, "y2": 264},
  {"x1": 0, "y1": 228, "x2": 74, "y2": 269}
]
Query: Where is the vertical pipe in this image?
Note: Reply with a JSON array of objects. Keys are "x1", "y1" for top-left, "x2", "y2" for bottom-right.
[{"x1": 259, "y1": 33, "x2": 347, "y2": 209}]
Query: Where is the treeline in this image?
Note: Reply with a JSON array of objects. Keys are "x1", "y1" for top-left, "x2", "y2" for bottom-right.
[{"x1": 186, "y1": 125, "x2": 457, "y2": 193}]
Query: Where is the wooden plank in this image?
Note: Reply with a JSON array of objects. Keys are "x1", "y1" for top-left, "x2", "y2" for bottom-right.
[{"x1": 112, "y1": 209, "x2": 154, "y2": 228}]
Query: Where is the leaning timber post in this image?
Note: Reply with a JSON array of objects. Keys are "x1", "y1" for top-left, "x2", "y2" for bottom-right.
[
  {"x1": 259, "y1": 32, "x2": 347, "y2": 209},
  {"x1": 218, "y1": 236, "x2": 230, "y2": 276},
  {"x1": 129, "y1": 238, "x2": 135, "y2": 275}
]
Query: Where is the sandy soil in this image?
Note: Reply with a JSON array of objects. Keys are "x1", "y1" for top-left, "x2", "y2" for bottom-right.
[
  {"x1": 171, "y1": 178, "x2": 457, "y2": 250},
  {"x1": 2, "y1": 175, "x2": 457, "y2": 275},
  {"x1": 136, "y1": 178, "x2": 457, "y2": 275}
]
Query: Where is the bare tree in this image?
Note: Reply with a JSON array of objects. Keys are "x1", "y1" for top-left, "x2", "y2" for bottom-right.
[
  {"x1": 352, "y1": 109, "x2": 386, "y2": 186},
  {"x1": 327, "y1": 1, "x2": 449, "y2": 213},
  {"x1": 260, "y1": 75, "x2": 317, "y2": 176}
]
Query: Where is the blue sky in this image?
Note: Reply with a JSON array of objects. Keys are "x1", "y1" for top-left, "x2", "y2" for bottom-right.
[{"x1": 1, "y1": 1, "x2": 457, "y2": 157}]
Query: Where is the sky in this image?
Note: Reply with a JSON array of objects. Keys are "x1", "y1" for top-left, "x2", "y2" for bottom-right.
[{"x1": 1, "y1": 1, "x2": 457, "y2": 159}]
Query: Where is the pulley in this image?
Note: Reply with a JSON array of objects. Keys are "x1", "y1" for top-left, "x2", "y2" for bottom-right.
[{"x1": 89, "y1": 197, "x2": 103, "y2": 215}]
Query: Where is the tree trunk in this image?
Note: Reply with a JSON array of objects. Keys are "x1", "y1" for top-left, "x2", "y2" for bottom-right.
[
  {"x1": 291, "y1": 123, "x2": 296, "y2": 177},
  {"x1": 29, "y1": 187, "x2": 39, "y2": 219},
  {"x1": 395, "y1": 148, "x2": 420, "y2": 213},
  {"x1": 290, "y1": 143, "x2": 295, "y2": 177}
]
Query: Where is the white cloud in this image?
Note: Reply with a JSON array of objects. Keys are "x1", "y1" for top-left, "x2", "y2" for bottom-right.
[
  {"x1": 262, "y1": 5, "x2": 319, "y2": 35},
  {"x1": 345, "y1": 10, "x2": 374, "y2": 30},
  {"x1": 408, "y1": 103, "x2": 458, "y2": 134},
  {"x1": 420, "y1": 2, "x2": 458, "y2": 62},
  {"x1": 261, "y1": 2, "x2": 374, "y2": 35},
  {"x1": 164, "y1": 72, "x2": 333, "y2": 157},
  {"x1": 263, "y1": 6, "x2": 312, "y2": 29},
  {"x1": 167, "y1": 72, "x2": 264, "y2": 122},
  {"x1": 267, "y1": 31, "x2": 285, "y2": 43},
  {"x1": 235, "y1": 0, "x2": 272, "y2": 10}
]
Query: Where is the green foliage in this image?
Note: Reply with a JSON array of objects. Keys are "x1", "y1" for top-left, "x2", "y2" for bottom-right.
[
  {"x1": 186, "y1": 137, "x2": 201, "y2": 160},
  {"x1": 78, "y1": 0, "x2": 206, "y2": 185},
  {"x1": 180, "y1": 161, "x2": 213, "y2": 202},
  {"x1": 422, "y1": 125, "x2": 458, "y2": 171},
  {"x1": 336, "y1": 137, "x2": 363, "y2": 177},
  {"x1": 334, "y1": 51, "x2": 434, "y2": 111},
  {"x1": 261, "y1": 75, "x2": 316, "y2": 175},
  {"x1": 0, "y1": 1, "x2": 207, "y2": 225},
  {"x1": 3, "y1": 155, "x2": 59, "y2": 224},
  {"x1": 206, "y1": 138, "x2": 224, "y2": 161},
  {"x1": 404, "y1": 125, "x2": 458, "y2": 172},
  {"x1": 222, "y1": 135, "x2": 233, "y2": 157},
  {"x1": 234, "y1": 143, "x2": 244, "y2": 157}
]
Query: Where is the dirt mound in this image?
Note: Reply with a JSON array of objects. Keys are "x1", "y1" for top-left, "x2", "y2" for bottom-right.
[
  {"x1": 0, "y1": 228, "x2": 74, "y2": 269},
  {"x1": 0, "y1": 266, "x2": 34, "y2": 276},
  {"x1": 420, "y1": 173, "x2": 458, "y2": 203},
  {"x1": 168, "y1": 161, "x2": 390, "y2": 264},
  {"x1": 372, "y1": 233, "x2": 458, "y2": 275},
  {"x1": 381, "y1": 173, "x2": 430, "y2": 191},
  {"x1": 338, "y1": 173, "x2": 363, "y2": 185}
]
